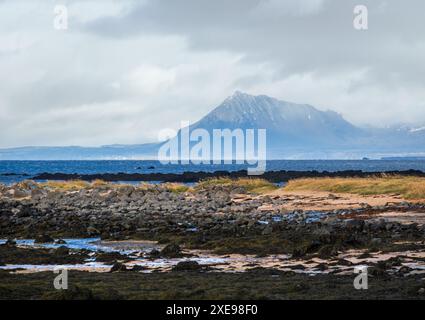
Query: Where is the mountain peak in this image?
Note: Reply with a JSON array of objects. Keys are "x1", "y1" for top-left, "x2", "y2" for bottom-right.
[
  {"x1": 225, "y1": 90, "x2": 254, "y2": 102},
  {"x1": 231, "y1": 90, "x2": 248, "y2": 98},
  {"x1": 191, "y1": 92, "x2": 361, "y2": 146}
]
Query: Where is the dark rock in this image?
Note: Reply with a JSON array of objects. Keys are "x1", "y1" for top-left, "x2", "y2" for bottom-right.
[
  {"x1": 34, "y1": 234, "x2": 55, "y2": 243},
  {"x1": 172, "y1": 260, "x2": 202, "y2": 272},
  {"x1": 398, "y1": 266, "x2": 410, "y2": 274},
  {"x1": 317, "y1": 244, "x2": 338, "y2": 259},
  {"x1": 5, "y1": 239, "x2": 16, "y2": 246},
  {"x1": 131, "y1": 265, "x2": 148, "y2": 272},
  {"x1": 160, "y1": 244, "x2": 183, "y2": 258},
  {"x1": 96, "y1": 252, "x2": 128, "y2": 263},
  {"x1": 55, "y1": 246, "x2": 70, "y2": 256},
  {"x1": 110, "y1": 262, "x2": 127, "y2": 272},
  {"x1": 315, "y1": 263, "x2": 328, "y2": 271},
  {"x1": 369, "y1": 265, "x2": 387, "y2": 277},
  {"x1": 149, "y1": 249, "x2": 161, "y2": 258}
]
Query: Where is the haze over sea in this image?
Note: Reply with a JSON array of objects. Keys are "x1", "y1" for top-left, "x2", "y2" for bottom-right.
[{"x1": 1, "y1": 160, "x2": 425, "y2": 185}]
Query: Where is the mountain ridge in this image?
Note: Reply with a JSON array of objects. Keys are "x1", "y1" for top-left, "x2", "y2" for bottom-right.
[{"x1": 1, "y1": 92, "x2": 424, "y2": 160}]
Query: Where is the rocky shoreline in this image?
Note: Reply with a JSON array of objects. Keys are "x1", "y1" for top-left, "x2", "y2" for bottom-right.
[
  {"x1": 1, "y1": 180, "x2": 425, "y2": 254},
  {"x1": 2, "y1": 180, "x2": 425, "y2": 299},
  {"x1": 28, "y1": 169, "x2": 425, "y2": 183}
]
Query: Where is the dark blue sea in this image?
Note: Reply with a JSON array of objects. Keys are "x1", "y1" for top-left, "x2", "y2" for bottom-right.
[{"x1": 1, "y1": 160, "x2": 425, "y2": 185}]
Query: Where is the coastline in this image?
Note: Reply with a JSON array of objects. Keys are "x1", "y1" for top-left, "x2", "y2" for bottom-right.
[
  {"x1": 27, "y1": 169, "x2": 425, "y2": 183},
  {"x1": 1, "y1": 178, "x2": 425, "y2": 299}
]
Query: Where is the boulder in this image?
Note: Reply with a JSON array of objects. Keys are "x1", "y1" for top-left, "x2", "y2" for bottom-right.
[
  {"x1": 172, "y1": 260, "x2": 202, "y2": 272},
  {"x1": 55, "y1": 246, "x2": 70, "y2": 256},
  {"x1": 5, "y1": 239, "x2": 16, "y2": 246},
  {"x1": 160, "y1": 244, "x2": 183, "y2": 258},
  {"x1": 34, "y1": 234, "x2": 55, "y2": 243},
  {"x1": 110, "y1": 262, "x2": 127, "y2": 272},
  {"x1": 131, "y1": 265, "x2": 147, "y2": 272}
]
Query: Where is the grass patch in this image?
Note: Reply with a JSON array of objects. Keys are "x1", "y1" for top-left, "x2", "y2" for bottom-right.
[
  {"x1": 40, "y1": 180, "x2": 91, "y2": 191},
  {"x1": 163, "y1": 183, "x2": 191, "y2": 193},
  {"x1": 283, "y1": 175, "x2": 425, "y2": 199},
  {"x1": 91, "y1": 179, "x2": 109, "y2": 188},
  {"x1": 196, "y1": 177, "x2": 277, "y2": 194}
]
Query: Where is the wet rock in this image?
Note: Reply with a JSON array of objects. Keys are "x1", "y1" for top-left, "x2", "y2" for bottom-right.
[
  {"x1": 315, "y1": 263, "x2": 328, "y2": 271},
  {"x1": 110, "y1": 262, "x2": 127, "y2": 272},
  {"x1": 5, "y1": 239, "x2": 16, "y2": 246},
  {"x1": 131, "y1": 265, "x2": 148, "y2": 272},
  {"x1": 172, "y1": 260, "x2": 202, "y2": 272},
  {"x1": 149, "y1": 249, "x2": 161, "y2": 258},
  {"x1": 34, "y1": 234, "x2": 55, "y2": 243},
  {"x1": 398, "y1": 266, "x2": 410, "y2": 275},
  {"x1": 160, "y1": 244, "x2": 183, "y2": 258},
  {"x1": 96, "y1": 252, "x2": 128, "y2": 263},
  {"x1": 55, "y1": 239, "x2": 66, "y2": 244},
  {"x1": 55, "y1": 246, "x2": 70, "y2": 256}
]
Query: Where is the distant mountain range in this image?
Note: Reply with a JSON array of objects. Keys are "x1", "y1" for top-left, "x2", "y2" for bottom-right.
[{"x1": 1, "y1": 91, "x2": 425, "y2": 160}]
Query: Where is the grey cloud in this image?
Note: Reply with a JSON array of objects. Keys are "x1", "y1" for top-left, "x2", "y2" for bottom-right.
[
  {"x1": 0, "y1": 0, "x2": 425, "y2": 148},
  {"x1": 85, "y1": 0, "x2": 425, "y2": 87}
]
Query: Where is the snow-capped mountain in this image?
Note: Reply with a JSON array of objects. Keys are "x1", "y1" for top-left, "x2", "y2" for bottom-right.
[
  {"x1": 0, "y1": 92, "x2": 424, "y2": 160},
  {"x1": 190, "y1": 91, "x2": 362, "y2": 149}
]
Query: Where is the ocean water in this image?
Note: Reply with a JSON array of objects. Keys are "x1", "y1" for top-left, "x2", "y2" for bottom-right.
[{"x1": 1, "y1": 160, "x2": 425, "y2": 184}]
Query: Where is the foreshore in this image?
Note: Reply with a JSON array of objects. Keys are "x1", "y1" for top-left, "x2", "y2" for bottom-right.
[{"x1": 1, "y1": 178, "x2": 425, "y2": 299}]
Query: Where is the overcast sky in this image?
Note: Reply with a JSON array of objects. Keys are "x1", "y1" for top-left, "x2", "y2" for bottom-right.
[{"x1": 0, "y1": 0, "x2": 424, "y2": 148}]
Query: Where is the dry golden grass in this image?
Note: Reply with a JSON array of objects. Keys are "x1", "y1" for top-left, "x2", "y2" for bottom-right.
[
  {"x1": 91, "y1": 179, "x2": 109, "y2": 188},
  {"x1": 283, "y1": 175, "x2": 425, "y2": 199},
  {"x1": 196, "y1": 177, "x2": 233, "y2": 188},
  {"x1": 41, "y1": 180, "x2": 91, "y2": 191},
  {"x1": 163, "y1": 183, "x2": 191, "y2": 193},
  {"x1": 196, "y1": 177, "x2": 277, "y2": 194}
]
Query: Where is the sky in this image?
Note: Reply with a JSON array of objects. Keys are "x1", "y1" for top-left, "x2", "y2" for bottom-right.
[{"x1": 0, "y1": 0, "x2": 424, "y2": 148}]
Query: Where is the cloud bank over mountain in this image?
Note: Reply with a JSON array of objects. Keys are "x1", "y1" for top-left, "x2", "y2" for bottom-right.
[{"x1": 0, "y1": 0, "x2": 424, "y2": 148}]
